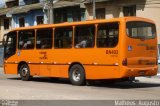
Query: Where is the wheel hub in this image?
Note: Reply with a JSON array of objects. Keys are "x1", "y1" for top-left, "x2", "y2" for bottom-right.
[
  {"x1": 72, "y1": 68, "x2": 81, "y2": 82},
  {"x1": 21, "y1": 68, "x2": 28, "y2": 76}
]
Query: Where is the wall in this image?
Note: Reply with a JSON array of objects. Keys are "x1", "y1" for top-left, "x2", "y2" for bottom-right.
[
  {"x1": 12, "y1": 9, "x2": 44, "y2": 28},
  {"x1": 0, "y1": 1, "x2": 5, "y2": 8},
  {"x1": 0, "y1": 17, "x2": 11, "y2": 41},
  {"x1": 19, "y1": 0, "x2": 25, "y2": 6}
]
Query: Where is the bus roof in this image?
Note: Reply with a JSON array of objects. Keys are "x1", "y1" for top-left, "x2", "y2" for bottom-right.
[{"x1": 11, "y1": 17, "x2": 155, "y2": 32}]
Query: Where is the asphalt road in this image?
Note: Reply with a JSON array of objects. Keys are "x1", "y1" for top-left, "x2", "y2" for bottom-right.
[{"x1": 0, "y1": 67, "x2": 160, "y2": 101}]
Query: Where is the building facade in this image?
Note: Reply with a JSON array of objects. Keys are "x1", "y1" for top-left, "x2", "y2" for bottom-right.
[
  {"x1": 0, "y1": 0, "x2": 85, "y2": 41},
  {"x1": 0, "y1": 0, "x2": 43, "y2": 40},
  {"x1": 0, "y1": 0, "x2": 160, "y2": 43},
  {"x1": 84, "y1": 0, "x2": 160, "y2": 43}
]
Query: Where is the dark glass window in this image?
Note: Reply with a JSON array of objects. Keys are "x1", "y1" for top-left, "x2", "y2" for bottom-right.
[
  {"x1": 19, "y1": 17, "x2": 25, "y2": 27},
  {"x1": 18, "y1": 30, "x2": 35, "y2": 50},
  {"x1": 4, "y1": 19, "x2": 10, "y2": 30},
  {"x1": 123, "y1": 5, "x2": 136, "y2": 16},
  {"x1": 6, "y1": 0, "x2": 18, "y2": 8},
  {"x1": 75, "y1": 25, "x2": 95, "y2": 48},
  {"x1": 36, "y1": 29, "x2": 53, "y2": 49},
  {"x1": 97, "y1": 23, "x2": 119, "y2": 48},
  {"x1": 126, "y1": 21, "x2": 156, "y2": 39},
  {"x1": 24, "y1": 0, "x2": 39, "y2": 5},
  {"x1": 96, "y1": 8, "x2": 105, "y2": 19},
  {"x1": 36, "y1": 16, "x2": 44, "y2": 25},
  {"x1": 54, "y1": 27, "x2": 72, "y2": 48}
]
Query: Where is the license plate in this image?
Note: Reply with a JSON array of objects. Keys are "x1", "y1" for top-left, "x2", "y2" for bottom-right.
[{"x1": 139, "y1": 71, "x2": 145, "y2": 76}]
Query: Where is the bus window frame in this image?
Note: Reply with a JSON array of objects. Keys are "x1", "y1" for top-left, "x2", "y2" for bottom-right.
[
  {"x1": 96, "y1": 22, "x2": 120, "y2": 48},
  {"x1": 54, "y1": 26, "x2": 73, "y2": 49},
  {"x1": 74, "y1": 24, "x2": 96, "y2": 49},
  {"x1": 36, "y1": 28, "x2": 53, "y2": 50},
  {"x1": 18, "y1": 29, "x2": 35, "y2": 50},
  {"x1": 4, "y1": 31, "x2": 17, "y2": 59},
  {"x1": 126, "y1": 21, "x2": 156, "y2": 40}
]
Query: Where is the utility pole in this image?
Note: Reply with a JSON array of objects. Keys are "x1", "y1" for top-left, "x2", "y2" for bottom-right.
[
  {"x1": 43, "y1": 0, "x2": 53, "y2": 24},
  {"x1": 49, "y1": 0, "x2": 53, "y2": 24},
  {"x1": 92, "y1": 0, "x2": 96, "y2": 19},
  {"x1": 45, "y1": 0, "x2": 59, "y2": 24}
]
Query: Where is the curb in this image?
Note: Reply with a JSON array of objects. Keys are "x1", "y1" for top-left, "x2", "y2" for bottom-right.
[
  {"x1": 157, "y1": 73, "x2": 160, "y2": 76},
  {"x1": 136, "y1": 77, "x2": 160, "y2": 83}
]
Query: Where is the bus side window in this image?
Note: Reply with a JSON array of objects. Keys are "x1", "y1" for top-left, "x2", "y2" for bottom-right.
[
  {"x1": 54, "y1": 27, "x2": 72, "y2": 49},
  {"x1": 18, "y1": 30, "x2": 35, "y2": 50},
  {"x1": 74, "y1": 25, "x2": 95, "y2": 48},
  {"x1": 36, "y1": 28, "x2": 53, "y2": 49},
  {"x1": 97, "y1": 22, "x2": 119, "y2": 48}
]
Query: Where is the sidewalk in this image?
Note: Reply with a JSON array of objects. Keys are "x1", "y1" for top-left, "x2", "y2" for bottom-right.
[{"x1": 136, "y1": 77, "x2": 160, "y2": 84}]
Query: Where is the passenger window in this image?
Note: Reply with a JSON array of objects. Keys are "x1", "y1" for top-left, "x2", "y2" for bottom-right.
[
  {"x1": 97, "y1": 23, "x2": 119, "y2": 48},
  {"x1": 18, "y1": 30, "x2": 35, "y2": 50},
  {"x1": 36, "y1": 28, "x2": 53, "y2": 49},
  {"x1": 75, "y1": 25, "x2": 95, "y2": 48},
  {"x1": 54, "y1": 27, "x2": 72, "y2": 48}
]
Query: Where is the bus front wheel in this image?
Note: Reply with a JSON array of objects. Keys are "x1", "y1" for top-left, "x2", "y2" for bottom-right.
[
  {"x1": 69, "y1": 64, "x2": 86, "y2": 86},
  {"x1": 19, "y1": 64, "x2": 32, "y2": 81}
]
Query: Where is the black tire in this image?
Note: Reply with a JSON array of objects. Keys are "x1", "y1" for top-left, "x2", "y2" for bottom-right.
[
  {"x1": 19, "y1": 64, "x2": 32, "y2": 81},
  {"x1": 69, "y1": 64, "x2": 86, "y2": 86}
]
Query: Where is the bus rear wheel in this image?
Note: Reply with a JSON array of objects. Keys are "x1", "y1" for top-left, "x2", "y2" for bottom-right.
[
  {"x1": 69, "y1": 64, "x2": 86, "y2": 86},
  {"x1": 19, "y1": 64, "x2": 32, "y2": 81}
]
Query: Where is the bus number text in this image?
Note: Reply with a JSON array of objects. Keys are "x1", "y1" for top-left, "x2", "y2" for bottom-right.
[{"x1": 106, "y1": 50, "x2": 118, "y2": 54}]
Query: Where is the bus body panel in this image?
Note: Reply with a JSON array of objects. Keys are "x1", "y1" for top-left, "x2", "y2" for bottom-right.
[
  {"x1": 121, "y1": 66, "x2": 157, "y2": 78},
  {"x1": 4, "y1": 64, "x2": 18, "y2": 74},
  {"x1": 4, "y1": 50, "x2": 18, "y2": 74},
  {"x1": 85, "y1": 65, "x2": 120, "y2": 79},
  {"x1": 3, "y1": 17, "x2": 158, "y2": 81},
  {"x1": 31, "y1": 48, "x2": 120, "y2": 79},
  {"x1": 120, "y1": 18, "x2": 158, "y2": 77}
]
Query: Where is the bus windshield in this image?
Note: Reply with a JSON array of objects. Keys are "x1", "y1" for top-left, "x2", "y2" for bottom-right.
[
  {"x1": 4, "y1": 32, "x2": 17, "y2": 59},
  {"x1": 126, "y1": 21, "x2": 156, "y2": 39}
]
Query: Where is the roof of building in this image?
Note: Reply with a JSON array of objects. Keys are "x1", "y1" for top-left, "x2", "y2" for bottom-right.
[
  {"x1": 84, "y1": 0, "x2": 112, "y2": 3},
  {"x1": 0, "y1": 1, "x2": 81, "y2": 16}
]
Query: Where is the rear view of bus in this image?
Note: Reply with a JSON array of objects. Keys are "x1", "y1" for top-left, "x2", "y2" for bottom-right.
[{"x1": 121, "y1": 17, "x2": 158, "y2": 78}]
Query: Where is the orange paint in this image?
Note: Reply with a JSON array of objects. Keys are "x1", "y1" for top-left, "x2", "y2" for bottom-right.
[{"x1": 3, "y1": 17, "x2": 158, "y2": 80}]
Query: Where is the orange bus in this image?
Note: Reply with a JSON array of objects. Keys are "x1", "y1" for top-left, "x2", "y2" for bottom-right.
[{"x1": 3, "y1": 17, "x2": 158, "y2": 85}]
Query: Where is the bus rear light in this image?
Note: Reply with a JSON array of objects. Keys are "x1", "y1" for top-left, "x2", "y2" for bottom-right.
[{"x1": 122, "y1": 58, "x2": 127, "y2": 66}]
